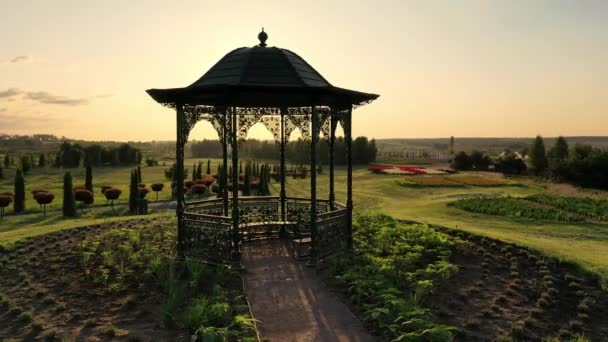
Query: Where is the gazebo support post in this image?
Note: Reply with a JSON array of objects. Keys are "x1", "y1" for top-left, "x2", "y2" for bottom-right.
[
  {"x1": 345, "y1": 107, "x2": 354, "y2": 251},
  {"x1": 175, "y1": 103, "x2": 186, "y2": 258},
  {"x1": 280, "y1": 108, "x2": 287, "y2": 235},
  {"x1": 222, "y1": 110, "x2": 229, "y2": 216},
  {"x1": 308, "y1": 106, "x2": 319, "y2": 266},
  {"x1": 230, "y1": 106, "x2": 241, "y2": 265},
  {"x1": 329, "y1": 111, "x2": 337, "y2": 210}
]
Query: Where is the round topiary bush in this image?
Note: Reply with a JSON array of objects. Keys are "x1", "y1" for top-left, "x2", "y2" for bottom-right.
[
  {"x1": 189, "y1": 184, "x2": 207, "y2": 196},
  {"x1": 34, "y1": 192, "x2": 55, "y2": 216},
  {"x1": 139, "y1": 183, "x2": 146, "y2": 188},
  {"x1": 100, "y1": 185, "x2": 112, "y2": 194},
  {"x1": 185, "y1": 180, "x2": 194, "y2": 189},
  {"x1": 103, "y1": 188, "x2": 122, "y2": 211},
  {"x1": 0, "y1": 195, "x2": 12, "y2": 221},
  {"x1": 151, "y1": 183, "x2": 164, "y2": 201},
  {"x1": 139, "y1": 188, "x2": 150, "y2": 199},
  {"x1": 30, "y1": 189, "x2": 49, "y2": 196},
  {"x1": 74, "y1": 189, "x2": 94, "y2": 211}
]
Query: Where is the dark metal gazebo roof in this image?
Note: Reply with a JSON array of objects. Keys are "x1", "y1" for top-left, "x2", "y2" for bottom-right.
[{"x1": 146, "y1": 30, "x2": 379, "y2": 109}]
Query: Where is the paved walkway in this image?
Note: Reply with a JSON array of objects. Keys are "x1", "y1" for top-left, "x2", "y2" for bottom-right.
[{"x1": 241, "y1": 240, "x2": 375, "y2": 342}]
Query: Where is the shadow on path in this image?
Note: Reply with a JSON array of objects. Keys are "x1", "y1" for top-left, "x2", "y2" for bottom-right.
[{"x1": 242, "y1": 240, "x2": 375, "y2": 342}]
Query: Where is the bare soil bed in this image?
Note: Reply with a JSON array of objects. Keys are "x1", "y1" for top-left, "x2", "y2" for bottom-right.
[
  {"x1": 0, "y1": 218, "x2": 183, "y2": 341},
  {"x1": 431, "y1": 227, "x2": 608, "y2": 341}
]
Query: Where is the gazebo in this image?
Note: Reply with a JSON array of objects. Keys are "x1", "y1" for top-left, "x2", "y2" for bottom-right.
[{"x1": 146, "y1": 30, "x2": 378, "y2": 266}]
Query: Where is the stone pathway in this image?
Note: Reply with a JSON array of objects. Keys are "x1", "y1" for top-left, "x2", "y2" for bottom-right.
[{"x1": 241, "y1": 240, "x2": 375, "y2": 342}]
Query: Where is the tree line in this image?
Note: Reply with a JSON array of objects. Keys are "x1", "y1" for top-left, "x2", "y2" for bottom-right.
[
  {"x1": 190, "y1": 137, "x2": 378, "y2": 165},
  {"x1": 451, "y1": 135, "x2": 608, "y2": 190}
]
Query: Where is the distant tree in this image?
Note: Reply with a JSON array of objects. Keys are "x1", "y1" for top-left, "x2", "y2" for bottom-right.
[
  {"x1": 206, "y1": 159, "x2": 211, "y2": 174},
  {"x1": 0, "y1": 195, "x2": 11, "y2": 220},
  {"x1": 74, "y1": 189, "x2": 94, "y2": 212},
  {"x1": 151, "y1": 183, "x2": 164, "y2": 201},
  {"x1": 451, "y1": 152, "x2": 473, "y2": 171},
  {"x1": 449, "y1": 136, "x2": 455, "y2": 155},
  {"x1": 129, "y1": 169, "x2": 138, "y2": 213},
  {"x1": 529, "y1": 135, "x2": 548, "y2": 176},
  {"x1": 20, "y1": 155, "x2": 31, "y2": 175},
  {"x1": 38, "y1": 153, "x2": 46, "y2": 168},
  {"x1": 13, "y1": 169, "x2": 25, "y2": 213},
  {"x1": 85, "y1": 165, "x2": 93, "y2": 192},
  {"x1": 62, "y1": 172, "x2": 77, "y2": 217},
  {"x1": 572, "y1": 143, "x2": 593, "y2": 160},
  {"x1": 548, "y1": 136, "x2": 569, "y2": 163},
  {"x1": 34, "y1": 192, "x2": 54, "y2": 216},
  {"x1": 104, "y1": 188, "x2": 121, "y2": 212},
  {"x1": 495, "y1": 153, "x2": 527, "y2": 175},
  {"x1": 548, "y1": 136, "x2": 569, "y2": 180},
  {"x1": 470, "y1": 150, "x2": 492, "y2": 171}
]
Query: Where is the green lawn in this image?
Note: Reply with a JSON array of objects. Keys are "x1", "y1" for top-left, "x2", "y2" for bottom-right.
[
  {"x1": 2, "y1": 162, "x2": 607, "y2": 285},
  {"x1": 283, "y1": 168, "x2": 608, "y2": 285},
  {"x1": 0, "y1": 158, "x2": 229, "y2": 214}
]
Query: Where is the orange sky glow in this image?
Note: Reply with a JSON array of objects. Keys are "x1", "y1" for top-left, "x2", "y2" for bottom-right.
[{"x1": 1, "y1": 0, "x2": 607, "y2": 141}]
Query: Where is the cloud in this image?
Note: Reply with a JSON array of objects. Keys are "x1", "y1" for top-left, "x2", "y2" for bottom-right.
[
  {"x1": 0, "y1": 88, "x2": 22, "y2": 98},
  {"x1": 10, "y1": 55, "x2": 31, "y2": 63},
  {"x1": 0, "y1": 110, "x2": 61, "y2": 131},
  {"x1": 24, "y1": 91, "x2": 90, "y2": 106},
  {"x1": 1, "y1": 88, "x2": 104, "y2": 106},
  {"x1": 0, "y1": 108, "x2": 6, "y2": 112}
]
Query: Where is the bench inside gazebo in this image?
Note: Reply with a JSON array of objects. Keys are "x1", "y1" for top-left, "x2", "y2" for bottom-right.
[{"x1": 146, "y1": 29, "x2": 378, "y2": 266}]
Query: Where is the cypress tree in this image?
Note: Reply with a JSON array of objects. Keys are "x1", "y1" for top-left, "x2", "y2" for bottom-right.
[
  {"x1": 197, "y1": 161, "x2": 203, "y2": 179},
  {"x1": 3, "y1": 154, "x2": 9, "y2": 168},
  {"x1": 137, "y1": 166, "x2": 142, "y2": 183},
  {"x1": 129, "y1": 169, "x2": 138, "y2": 213},
  {"x1": 239, "y1": 161, "x2": 243, "y2": 175},
  {"x1": 192, "y1": 163, "x2": 197, "y2": 180},
  {"x1": 530, "y1": 135, "x2": 548, "y2": 176},
  {"x1": 85, "y1": 165, "x2": 93, "y2": 192},
  {"x1": 39, "y1": 153, "x2": 46, "y2": 167},
  {"x1": 243, "y1": 164, "x2": 251, "y2": 196},
  {"x1": 206, "y1": 159, "x2": 211, "y2": 174},
  {"x1": 62, "y1": 171, "x2": 76, "y2": 217},
  {"x1": 13, "y1": 169, "x2": 25, "y2": 213},
  {"x1": 0, "y1": 164, "x2": 3, "y2": 179}
]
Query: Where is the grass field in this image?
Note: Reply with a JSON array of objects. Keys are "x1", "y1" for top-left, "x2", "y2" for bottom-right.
[
  {"x1": 2, "y1": 162, "x2": 608, "y2": 286},
  {"x1": 283, "y1": 168, "x2": 608, "y2": 285},
  {"x1": 0, "y1": 158, "x2": 230, "y2": 214}
]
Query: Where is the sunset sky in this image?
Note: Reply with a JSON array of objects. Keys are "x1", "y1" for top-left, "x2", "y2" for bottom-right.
[{"x1": 1, "y1": 0, "x2": 607, "y2": 141}]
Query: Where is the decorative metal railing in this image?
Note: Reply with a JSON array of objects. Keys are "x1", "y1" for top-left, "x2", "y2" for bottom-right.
[
  {"x1": 316, "y1": 208, "x2": 349, "y2": 258},
  {"x1": 182, "y1": 197, "x2": 348, "y2": 263},
  {"x1": 183, "y1": 212, "x2": 233, "y2": 263}
]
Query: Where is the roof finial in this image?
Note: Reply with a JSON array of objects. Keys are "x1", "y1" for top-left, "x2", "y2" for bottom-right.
[{"x1": 258, "y1": 27, "x2": 268, "y2": 47}]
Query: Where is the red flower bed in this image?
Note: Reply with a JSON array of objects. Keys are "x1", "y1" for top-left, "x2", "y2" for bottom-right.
[{"x1": 368, "y1": 164, "x2": 428, "y2": 174}]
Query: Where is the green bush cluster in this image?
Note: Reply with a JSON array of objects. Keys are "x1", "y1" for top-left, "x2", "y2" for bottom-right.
[
  {"x1": 450, "y1": 197, "x2": 585, "y2": 222},
  {"x1": 78, "y1": 220, "x2": 255, "y2": 340},
  {"x1": 526, "y1": 194, "x2": 608, "y2": 221},
  {"x1": 325, "y1": 213, "x2": 464, "y2": 340}
]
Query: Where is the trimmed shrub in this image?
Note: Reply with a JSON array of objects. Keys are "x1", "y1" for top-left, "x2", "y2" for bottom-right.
[
  {"x1": 104, "y1": 188, "x2": 122, "y2": 211},
  {"x1": 63, "y1": 172, "x2": 77, "y2": 217},
  {"x1": 13, "y1": 169, "x2": 25, "y2": 213},
  {"x1": 189, "y1": 184, "x2": 207, "y2": 196},
  {"x1": 0, "y1": 195, "x2": 12, "y2": 221},
  {"x1": 34, "y1": 192, "x2": 55, "y2": 216},
  {"x1": 85, "y1": 165, "x2": 93, "y2": 192},
  {"x1": 139, "y1": 188, "x2": 150, "y2": 199},
  {"x1": 151, "y1": 183, "x2": 164, "y2": 201},
  {"x1": 75, "y1": 189, "x2": 94, "y2": 211}
]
